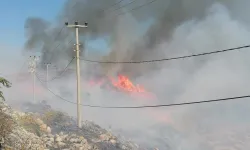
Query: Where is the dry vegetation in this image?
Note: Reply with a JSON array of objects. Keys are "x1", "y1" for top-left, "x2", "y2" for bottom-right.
[
  {"x1": 0, "y1": 107, "x2": 15, "y2": 141},
  {"x1": 42, "y1": 110, "x2": 71, "y2": 126},
  {"x1": 18, "y1": 114, "x2": 42, "y2": 137},
  {"x1": 0, "y1": 106, "x2": 46, "y2": 149}
]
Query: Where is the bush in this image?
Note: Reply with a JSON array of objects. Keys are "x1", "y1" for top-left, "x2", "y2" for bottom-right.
[
  {"x1": 18, "y1": 115, "x2": 42, "y2": 137},
  {"x1": 0, "y1": 108, "x2": 15, "y2": 140},
  {"x1": 42, "y1": 110, "x2": 69, "y2": 126}
]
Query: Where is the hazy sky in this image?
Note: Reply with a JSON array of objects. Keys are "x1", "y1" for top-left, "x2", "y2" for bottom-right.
[
  {"x1": 0, "y1": 0, "x2": 65, "y2": 46},
  {"x1": 0, "y1": 0, "x2": 65, "y2": 75},
  {"x1": 0, "y1": 0, "x2": 109, "y2": 74}
]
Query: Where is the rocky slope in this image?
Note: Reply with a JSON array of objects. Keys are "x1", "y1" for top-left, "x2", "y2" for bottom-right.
[{"x1": 0, "y1": 100, "x2": 140, "y2": 150}]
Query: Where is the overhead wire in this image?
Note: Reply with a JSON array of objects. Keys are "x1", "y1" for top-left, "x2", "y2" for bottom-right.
[
  {"x1": 37, "y1": 57, "x2": 75, "y2": 82},
  {"x1": 35, "y1": 73, "x2": 76, "y2": 104},
  {"x1": 117, "y1": 0, "x2": 158, "y2": 16},
  {"x1": 21, "y1": 0, "x2": 250, "y2": 112},
  {"x1": 111, "y1": 0, "x2": 137, "y2": 12},
  {"x1": 43, "y1": 0, "x2": 158, "y2": 69},
  {"x1": 42, "y1": 25, "x2": 66, "y2": 64},
  {"x1": 54, "y1": 27, "x2": 65, "y2": 43},
  {"x1": 41, "y1": 0, "x2": 80, "y2": 63},
  {"x1": 99, "y1": 0, "x2": 127, "y2": 13},
  {"x1": 62, "y1": 0, "x2": 159, "y2": 56},
  {"x1": 48, "y1": 0, "x2": 135, "y2": 62},
  {"x1": 80, "y1": 44, "x2": 250, "y2": 63},
  {"x1": 35, "y1": 0, "x2": 159, "y2": 63},
  {"x1": 42, "y1": 0, "x2": 142, "y2": 76},
  {"x1": 101, "y1": 0, "x2": 159, "y2": 17},
  {"x1": 35, "y1": 73, "x2": 250, "y2": 109}
]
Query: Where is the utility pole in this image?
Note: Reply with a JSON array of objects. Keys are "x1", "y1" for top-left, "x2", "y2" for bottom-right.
[
  {"x1": 28, "y1": 56, "x2": 39, "y2": 103},
  {"x1": 65, "y1": 21, "x2": 88, "y2": 128},
  {"x1": 44, "y1": 63, "x2": 51, "y2": 87}
]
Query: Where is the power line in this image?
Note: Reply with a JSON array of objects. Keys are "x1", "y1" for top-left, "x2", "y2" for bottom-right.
[
  {"x1": 39, "y1": 57, "x2": 75, "y2": 82},
  {"x1": 48, "y1": 0, "x2": 131, "y2": 60},
  {"x1": 99, "y1": 0, "x2": 127, "y2": 12},
  {"x1": 60, "y1": 0, "x2": 158, "y2": 56},
  {"x1": 38, "y1": 57, "x2": 75, "y2": 82},
  {"x1": 41, "y1": 0, "x2": 81, "y2": 63},
  {"x1": 35, "y1": 73, "x2": 250, "y2": 109},
  {"x1": 35, "y1": 73, "x2": 76, "y2": 104},
  {"x1": 111, "y1": 0, "x2": 137, "y2": 12},
  {"x1": 117, "y1": 0, "x2": 158, "y2": 16},
  {"x1": 43, "y1": 0, "x2": 81, "y2": 59},
  {"x1": 80, "y1": 44, "x2": 250, "y2": 64},
  {"x1": 49, "y1": 57, "x2": 75, "y2": 81},
  {"x1": 45, "y1": 0, "x2": 157, "y2": 68},
  {"x1": 43, "y1": 26, "x2": 66, "y2": 64},
  {"x1": 43, "y1": 0, "x2": 158, "y2": 62},
  {"x1": 91, "y1": 95, "x2": 250, "y2": 108},
  {"x1": 54, "y1": 27, "x2": 65, "y2": 42},
  {"x1": 103, "y1": 0, "x2": 159, "y2": 18}
]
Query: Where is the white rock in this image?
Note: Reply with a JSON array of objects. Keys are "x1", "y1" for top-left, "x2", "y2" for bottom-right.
[
  {"x1": 47, "y1": 133, "x2": 53, "y2": 138},
  {"x1": 110, "y1": 139, "x2": 116, "y2": 144},
  {"x1": 46, "y1": 126, "x2": 51, "y2": 133},
  {"x1": 59, "y1": 131, "x2": 64, "y2": 136},
  {"x1": 70, "y1": 138, "x2": 80, "y2": 143},
  {"x1": 36, "y1": 118, "x2": 44, "y2": 125},
  {"x1": 57, "y1": 141, "x2": 66, "y2": 147},
  {"x1": 47, "y1": 137, "x2": 54, "y2": 142},
  {"x1": 55, "y1": 136, "x2": 62, "y2": 142}
]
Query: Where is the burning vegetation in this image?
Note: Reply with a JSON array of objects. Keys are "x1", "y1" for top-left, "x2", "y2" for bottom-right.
[{"x1": 88, "y1": 75, "x2": 155, "y2": 99}]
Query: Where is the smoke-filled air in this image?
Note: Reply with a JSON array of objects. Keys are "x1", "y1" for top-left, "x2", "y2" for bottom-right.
[{"x1": 2, "y1": 0, "x2": 250, "y2": 149}]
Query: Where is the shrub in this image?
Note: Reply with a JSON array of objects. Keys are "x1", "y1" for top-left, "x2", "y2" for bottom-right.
[
  {"x1": 18, "y1": 115, "x2": 42, "y2": 137},
  {"x1": 42, "y1": 110, "x2": 68, "y2": 126},
  {"x1": 0, "y1": 108, "x2": 15, "y2": 140}
]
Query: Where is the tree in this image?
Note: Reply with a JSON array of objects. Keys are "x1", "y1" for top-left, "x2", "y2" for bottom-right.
[{"x1": 0, "y1": 77, "x2": 11, "y2": 101}]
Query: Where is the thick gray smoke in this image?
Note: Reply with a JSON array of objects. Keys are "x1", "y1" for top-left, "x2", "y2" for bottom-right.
[
  {"x1": 24, "y1": 0, "x2": 121, "y2": 67},
  {"x1": 20, "y1": 0, "x2": 250, "y2": 149},
  {"x1": 24, "y1": 0, "x2": 250, "y2": 75},
  {"x1": 105, "y1": 0, "x2": 250, "y2": 77}
]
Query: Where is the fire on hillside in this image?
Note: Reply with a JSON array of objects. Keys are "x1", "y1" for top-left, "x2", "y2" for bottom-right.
[{"x1": 88, "y1": 74, "x2": 156, "y2": 100}]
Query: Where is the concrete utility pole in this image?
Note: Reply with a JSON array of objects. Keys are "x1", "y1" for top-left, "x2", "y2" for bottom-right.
[
  {"x1": 65, "y1": 21, "x2": 88, "y2": 128},
  {"x1": 28, "y1": 56, "x2": 39, "y2": 103},
  {"x1": 44, "y1": 63, "x2": 51, "y2": 87}
]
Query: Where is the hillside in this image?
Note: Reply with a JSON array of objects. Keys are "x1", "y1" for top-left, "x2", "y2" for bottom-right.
[{"x1": 0, "y1": 100, "x2": 140, "y2": 150}]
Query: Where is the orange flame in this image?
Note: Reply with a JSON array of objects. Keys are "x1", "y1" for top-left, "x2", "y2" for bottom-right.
[
  {"x1": 87, "y1": 75, "x2": 180, "y2": 127},
  {"x1": 88, "y1": 75, "x2": 155, "y2": 99},
  {"x1": 111, "y1": 75, "x2": 146, "y2": 93}
]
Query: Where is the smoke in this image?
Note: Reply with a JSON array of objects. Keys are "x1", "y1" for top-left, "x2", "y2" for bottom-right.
[
  {"x1": 105, "y1": 0, "x2": 250, "y2": 77},
  {"x1": 24, "y1": 0, "x2": 122, "y2": 66},
  {"x1": 14, "y1": 0, "x2": 250, "y2": 149}
]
